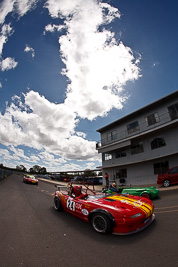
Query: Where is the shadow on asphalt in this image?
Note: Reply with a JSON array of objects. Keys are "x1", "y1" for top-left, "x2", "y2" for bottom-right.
[{"x1": 49, "y1": 205, "x2": 157, "y2": 246}]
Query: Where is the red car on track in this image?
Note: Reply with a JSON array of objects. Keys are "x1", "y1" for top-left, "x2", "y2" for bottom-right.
[
  {"x1": 54, "y1": 183, "x2": 155, "y2": 235},
  {"x1": 23, "y1": 175, "x2": 38, "y2": 185}
]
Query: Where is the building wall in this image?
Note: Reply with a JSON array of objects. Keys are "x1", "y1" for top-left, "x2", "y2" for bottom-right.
[
  {"x1": 103, "y1": 127, "x2": 178, "y2": 168},
  {"x1": 98, "y1": 91, "x2": 178, "y2": 185},
  {"x1": 103, "y1": 153, "x2": 178, "y2": 186},
  {"x1": 100, "y1": 98, "x2": 176, "y2": 147}
]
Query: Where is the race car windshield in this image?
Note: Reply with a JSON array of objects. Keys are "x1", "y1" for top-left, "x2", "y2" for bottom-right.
[{"x1": 87, "y1": 194, "x2": 104, "y2": 200}]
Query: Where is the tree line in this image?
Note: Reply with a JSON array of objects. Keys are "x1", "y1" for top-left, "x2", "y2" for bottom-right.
[{"x1": 16, "y1": 164, "x2": 47, "y2": 174}]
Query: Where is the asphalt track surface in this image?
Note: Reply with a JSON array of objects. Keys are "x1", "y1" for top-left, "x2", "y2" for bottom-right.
[{"x1": 0, "y1": 174, "x2": 178, "y2": 267}]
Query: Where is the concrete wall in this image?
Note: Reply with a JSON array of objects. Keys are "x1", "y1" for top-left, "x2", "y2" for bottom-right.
[{"x1": 0, "y1": 168, "x2": 13, "y2": 180}]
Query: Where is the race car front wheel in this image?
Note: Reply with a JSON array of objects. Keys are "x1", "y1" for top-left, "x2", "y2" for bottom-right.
[
  {"x1": 91, "y1": 213, "x2": 112, "y2": 234},
  {"x1": 54, "y1": 197, "x2": 62, "y2": 211}
]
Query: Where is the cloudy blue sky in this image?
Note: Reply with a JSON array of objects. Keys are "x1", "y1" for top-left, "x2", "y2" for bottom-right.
[{"x1": 0, "y1": 0, "x2": 178, "y2": 172}]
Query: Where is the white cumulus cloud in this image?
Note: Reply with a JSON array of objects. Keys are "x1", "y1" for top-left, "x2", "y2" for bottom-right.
[
  {"x1": 0, "y1": 23, "x2": 13, "y2": 56},
  {"x1": 0, "y1": 91, "x2": 100, "y2": 163},
  {"x1": 0, "y1": 57, "x2": 18, "y2": 71},
  {"x1": 0, "y1": 0, "x2": 142, "y2": 170},
  {"x1": 43, "y1": 24, "x2": 64, "y2": 34},
  {"x1": 24, "y1": 44, "x2": 35, "y2": 58},
  {"x1": 0, "y1": 0, "x2": 39, "y2": 24},
  {"x1": 45, "y1": 0, "x2": 141, "y2": 120}
]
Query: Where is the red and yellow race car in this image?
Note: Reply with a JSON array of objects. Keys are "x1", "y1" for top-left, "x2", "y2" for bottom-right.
[
  {"x1": 23, "y1": 175, "x2": 38, "y2": 185},
  {"x1": 54, "y1": 183, "x2": 155, "y2": 235}
]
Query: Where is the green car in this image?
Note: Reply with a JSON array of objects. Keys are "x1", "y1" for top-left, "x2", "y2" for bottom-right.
[{"x1": 103, "y1": 186, "x2": 159, "y2": 199}]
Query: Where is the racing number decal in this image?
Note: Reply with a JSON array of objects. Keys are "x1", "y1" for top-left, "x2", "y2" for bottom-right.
[{"x1": 67, "y1": 198, "x2": 75, "y2": 211}]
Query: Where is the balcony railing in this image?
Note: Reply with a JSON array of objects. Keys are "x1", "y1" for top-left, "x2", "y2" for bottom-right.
[{"x1": 96, "y1": 110, "x2": 177, "y2": 149}]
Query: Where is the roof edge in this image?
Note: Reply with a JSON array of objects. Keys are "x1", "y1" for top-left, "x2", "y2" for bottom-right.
[{"x1": 97, "y1": 90, "x2": 178, "y2": 133}]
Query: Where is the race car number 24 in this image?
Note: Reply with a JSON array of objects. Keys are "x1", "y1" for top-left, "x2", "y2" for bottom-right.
[{"x1": 67, "y1": 198, "x2": 75, "y2": 211}]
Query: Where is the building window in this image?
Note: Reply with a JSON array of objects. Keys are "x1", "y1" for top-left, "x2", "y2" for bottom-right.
[
  {"x1": 131, "y1": 142, "x2": 144, "y2": 155},
  {"x1": 127, "y1": 121, "x2": 140, "y2": 134},
  {"x1": 151, "y1": 138, "x2": 166, "y2": 150},
  {"x1": 153, "y1": 161, "x2": 169, "y2": 174},
  {"x1": 115, "y1": 151, "x2": 126, "y2": 158},
  {"x1": 168, "y1": 102, "x2": 178, "y2": 120},
  {"x1": 116, "y1": 169, "x2": 127, "y2": 178},
  {"x1": 103, "y1": 153, "x2": 112, "y2": 161},
  {"x1": 107, "y1": 131, "x2": 117, "y2": 142},
  {"x1": 145, "y1": 112, "x2": 159, "y2": 126}
]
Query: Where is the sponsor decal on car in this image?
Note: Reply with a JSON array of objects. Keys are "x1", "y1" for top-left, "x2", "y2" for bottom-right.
[
  {"x1": 76, "y1": 203, "x2": 82, "y2": 210},
  {"x1": 66, "y1": 198, "x2": 83, "y2": 212},
  {"x1": 67, "y1": 198, "x2": 75, "y2": 211},
  {"x1": 84, "y1": 204, "x2": 90, "y2": 209},
  {"x1": 81, "y1": 209, "x2": 89, "y2": 216}
]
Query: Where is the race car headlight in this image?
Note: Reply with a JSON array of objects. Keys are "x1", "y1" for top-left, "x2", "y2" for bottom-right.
[{"x1": 130, "y1": 213, "x2": 142, "y2": 219}]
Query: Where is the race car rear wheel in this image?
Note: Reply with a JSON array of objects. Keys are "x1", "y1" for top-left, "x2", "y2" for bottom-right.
[
  {"x1": 91, "y1": 213, "x2": 112, "y2": 234},
  {"x1": 141, "y1": 192, "x2": 149, "y2": 199},
  {"x1": 54, "y1": 197, "x2": 62, "y2": 211},
  {"x1": 163, "y1": 179, "x2": 171, "y2": 187}
]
